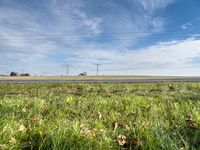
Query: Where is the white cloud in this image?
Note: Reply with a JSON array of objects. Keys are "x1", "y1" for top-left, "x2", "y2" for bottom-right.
[
  {"x1": 66, "y1": 37, "x2": 200, "y2": 75},
  {"x1": 1, "y1": 0, "x2": 199, "y2": 76},
  {"x1": 83, "y1": 17, "x2": 102, "y2": 34},
  {"x1": 135, "y1": 0, "x2": 175, "y2": 13},
  {"x1": 151, "y1": 17, "x2": 165, "y2": 32},
  {"x1": 181, "y1": 23, "x2": 192, "y2": 30}
]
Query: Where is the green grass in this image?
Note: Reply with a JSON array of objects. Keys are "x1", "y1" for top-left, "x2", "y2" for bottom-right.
[{"x1": 0, "y1": 82, "x2": 200, "y2": 150}]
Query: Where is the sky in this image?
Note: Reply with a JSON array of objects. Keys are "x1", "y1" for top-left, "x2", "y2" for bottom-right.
[{"x1": 0, "y1": 0, "x2": 200, "y2": 76}]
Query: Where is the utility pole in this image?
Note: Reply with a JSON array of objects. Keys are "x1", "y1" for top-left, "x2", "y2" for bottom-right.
[
  {"x1": 94, "y1": 64, "x2": 101, "y2": 76},
  {"x1": 66, "y1": 64, "x2": 72, "y2": 76}
]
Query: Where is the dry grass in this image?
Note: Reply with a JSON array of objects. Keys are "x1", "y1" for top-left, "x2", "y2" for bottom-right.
[{"x1": 0, "y1": 75, "x2": 193, "y2": 81}]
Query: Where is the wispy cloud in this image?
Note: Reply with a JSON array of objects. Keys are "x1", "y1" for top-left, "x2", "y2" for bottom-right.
[
  {"x1": 135, "y1": 0, "x2": 175, "y2": 13},
  {"x1": 1, "y1": 0, "x2": 200, "y2": 76},
  {"x1": 181, "y1": 23, "x2": 192, "y2": 30},
  {"x1": 65, "y1": 37, "x2": 200, "y2": 75}
]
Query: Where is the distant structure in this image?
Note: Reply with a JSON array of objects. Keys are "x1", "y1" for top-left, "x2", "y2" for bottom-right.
[
  {"x1": 10, "y1": 72, "x2": 18, "y2": 76},
  {"x1": 10, "y1": 72, "x2": 30, "y2": 76},
  {"x1": 66, "y1": 64, "x2": 72, "y2": 76},
  {"x1": 79, "y1": 72, "x2": 87, "y2": 76},
  {"x1": 20, "y1": 73, "x2": 30, "y2": 76},
  {"x1": 94, "y1": 64, "x2": 101, "y2": 76}
]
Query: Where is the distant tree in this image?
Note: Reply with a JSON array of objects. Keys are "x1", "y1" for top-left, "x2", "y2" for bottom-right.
[
  {"x1": 10, "y1": 72, "x2": 18, "y2": 76},
  {"x1": 20, "y1": 73, "x2": 30, "y2": 76}
]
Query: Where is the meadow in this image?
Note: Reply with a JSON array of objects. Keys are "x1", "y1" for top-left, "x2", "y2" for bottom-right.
[{"x1": 0, "y1": 82, "x2": 199, "y2": 150}]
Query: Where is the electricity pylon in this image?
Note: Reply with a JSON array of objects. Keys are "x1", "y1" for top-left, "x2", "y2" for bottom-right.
[{"x1": 94, "y1": 64, "x2": 101, "y2": 76}]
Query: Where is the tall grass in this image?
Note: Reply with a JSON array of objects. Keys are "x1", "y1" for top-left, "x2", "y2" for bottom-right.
[{"x1": 0, "y1": 82, "x2": 199, "y2": 149}]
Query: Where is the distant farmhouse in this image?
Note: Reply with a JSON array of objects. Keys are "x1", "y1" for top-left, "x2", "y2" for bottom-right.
[{"x1": 10, "y1": 72, "x2": 18, "y2": 76}]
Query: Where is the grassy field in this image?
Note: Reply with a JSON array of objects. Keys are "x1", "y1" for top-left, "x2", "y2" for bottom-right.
[{"x1": 0, "y1": 83, "x2": 200, "y2": 150}]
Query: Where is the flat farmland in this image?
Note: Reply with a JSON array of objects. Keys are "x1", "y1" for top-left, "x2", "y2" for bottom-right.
[
  {"x1": 0, "y1": 82, "x2": 200, "y2": 149},
  {"x1": 0, "y1": 76, "x2": 200, "y2": 83}
]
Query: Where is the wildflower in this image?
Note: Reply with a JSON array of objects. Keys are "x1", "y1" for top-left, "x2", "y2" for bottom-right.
[
  {"x1": 18, "y1": 125, "x2": 27, "y2": 132},
  {"x1": 66, "y1": 96, "x2": 73, "y2": 103}
]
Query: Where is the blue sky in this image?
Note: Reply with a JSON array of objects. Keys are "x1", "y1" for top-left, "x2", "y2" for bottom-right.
[{"x1": 0, "y1": 0, "x2": 200, "y2": 76}]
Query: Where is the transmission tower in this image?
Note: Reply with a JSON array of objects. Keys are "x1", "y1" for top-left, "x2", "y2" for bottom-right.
[
  {"x1": 66, "y1": 64, "x2": 72, "y2": 76},
  {"x1": 94, "y1": 64, "x2": 101, "y2": 76}
]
